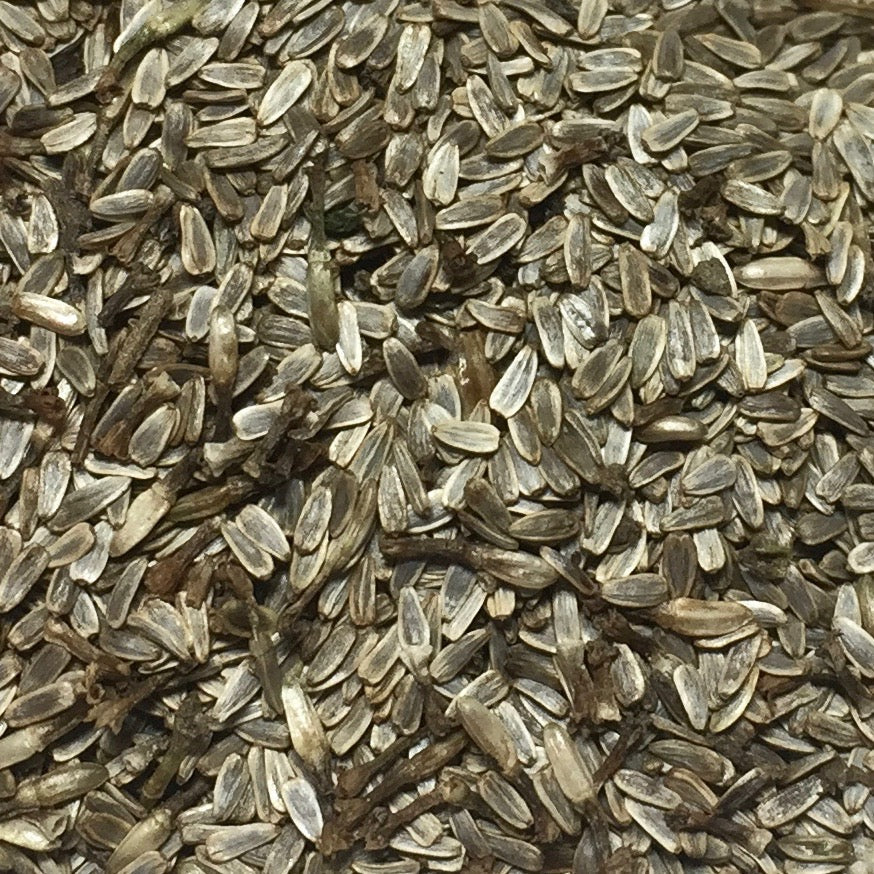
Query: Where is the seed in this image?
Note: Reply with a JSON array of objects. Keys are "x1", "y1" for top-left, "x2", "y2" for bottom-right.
[
  {"x1": 257, "y1": 60, "x2": 312, "y2": 126},
  {"x1": 757, "y1": 777, "x2": 824, "y2": 828},
  {"x1": 1, "y1": 3, "x2": 873, "y2": 871},
  {"x1": 432, "y1": 421, "x2": 500, "y2": 455},
  {"x1": 600, "y1": 573, "x2": 669, "y2": 608},
  {"x1": 179, "y1": 204, "x2": 216, "y2": 275},
  {"x1": 734, "y1": 257, "x2": 824, "y2": 290},
  {"x1": 642, "y1": 110, "x2": 699, "y2": 153},
  {"x1": 652, "y1": 598, "x2": 754, "y2": 637},
  {"x1": 542, "y1": 723, "x2": 595, "y2": 806},
  {"x1": 489, "y1": 345, "x2": 537, "y2": 418},
  {"x1": 12, "y1": 293, "x2": 85, "y2": 336}
]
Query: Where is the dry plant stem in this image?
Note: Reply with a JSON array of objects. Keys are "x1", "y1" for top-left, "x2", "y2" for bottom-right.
[
  {"x1": 73, "y1": 281, "x2": 175, "y2": 463},
  {"x1": 95, "y1": 0, "x2": 213, "y2": 100},
  {"x1": 335, "y1": 731, "x2": 421, "y2": 798},
  {"x1": 361, "y1": 730, "x2": 466, "y2": 809},
  {"x1": 306, "y1": 158, "x2": 340, "y2": 351},
  {"x1": 0, "y1": 132, "x2": 44, "y2": 159},
  {"x1": 166, "y1": 475, "x2": 256, "y2": 524},
  {"x1": 247, "y1": 602, "x2": 284, "y2": 715},
  {"x1": 44, "y1": 617, "x2": 129, "y2": 679},
  {"x1": 364, "y1": 777, "x2": 471, "y2": 850},
  {"x1": 144, "y1": 517, "x2": 222, "y2": 597},
  {"x1": 97, "y1": 264, "x2": 159, "y2": 328},
  {"x1": 140, "y1": 693, "x2": 212, "y2": 807}
]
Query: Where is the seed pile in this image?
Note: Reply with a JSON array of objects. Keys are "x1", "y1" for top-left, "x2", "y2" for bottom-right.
[{"x1": 3, "y1": 0, "x2": 874, "y2": 871}]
